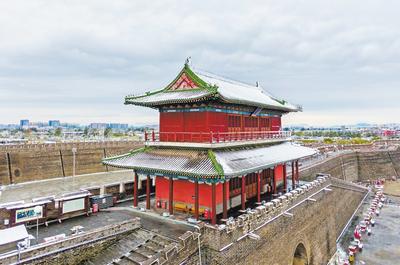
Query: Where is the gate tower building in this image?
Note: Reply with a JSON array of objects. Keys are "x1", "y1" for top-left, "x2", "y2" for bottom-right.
[{"x1": 103, "y1": 61, "x2": 316, "y2": 224}]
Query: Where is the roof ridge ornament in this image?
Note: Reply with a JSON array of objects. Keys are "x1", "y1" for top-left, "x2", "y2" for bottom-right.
[{"x1": 185, "y1": 57, "x2": 192, "y2": 67}]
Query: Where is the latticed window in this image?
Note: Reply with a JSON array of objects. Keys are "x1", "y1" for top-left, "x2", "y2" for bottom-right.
[
  {"x1": 259, "y1": 117, "x2": 270, "y2": 128},
  {"x1": 228, "y1": 115, "x2": 241, "y2": 127},
  {"x1": 244, "y1": 117, "x2": 258, "y2": 128},
  {"x1": 229, "y1": 177, "x2": 241, "y2": 191}
]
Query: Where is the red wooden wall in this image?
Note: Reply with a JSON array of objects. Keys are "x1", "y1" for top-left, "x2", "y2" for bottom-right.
[
  {"x1": 270, "y1": 117, "x2": 282, "y2": 131},
  {"x1": 155, "y1": 177, "x2": 225, "y2": 208},
  {"x1": 159, "y1": 111, "x2": 281, "y2": 135},
  {"x1": 274, "y1": 164, "x2": 284, "y2": 187}
]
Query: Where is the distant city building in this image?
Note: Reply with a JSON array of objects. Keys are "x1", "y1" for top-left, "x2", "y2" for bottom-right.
[
  {"x1": 29, "y1": 122, "x2": 47, "y2": 128},
  {"x1": 381, "y1": 129, "x2": 398, "y2": 137},
  {"x1": 60, "y1": 123, "x2": 80, "y2": 129},
  {"x1": 89, "y1": 123, "x2": 108, "y2": 129},
  {"x1": 48, "y1": 120, "x2": 61, "y2": 127},
  {"x1": 88, "y1": 123, "x2": 128, "y2": 130},
  {"x1": 108, "y1": 123, "x2": 129, "y2": 130},
  {"x1": 20, "y1": 119, "x2": 29, "y2": 129}
]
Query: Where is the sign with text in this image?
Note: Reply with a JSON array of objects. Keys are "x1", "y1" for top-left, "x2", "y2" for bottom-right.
[{"x1": 15, "y1": 206, "x2": 43, "y2": 223}]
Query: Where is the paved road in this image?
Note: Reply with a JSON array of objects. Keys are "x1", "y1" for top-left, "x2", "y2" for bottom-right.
[{"x1": 355, "y1": 196, "x2": 400, "y2": 265}]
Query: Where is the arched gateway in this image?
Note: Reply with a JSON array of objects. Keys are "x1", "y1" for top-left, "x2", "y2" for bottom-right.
[{"x1": 292, "y1": 243, "x2": 308, "y2": 265}]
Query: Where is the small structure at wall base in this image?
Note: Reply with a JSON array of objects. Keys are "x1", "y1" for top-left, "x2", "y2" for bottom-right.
[{"x1": 0, "y1": 225, "x2": 30, "y2": 254}]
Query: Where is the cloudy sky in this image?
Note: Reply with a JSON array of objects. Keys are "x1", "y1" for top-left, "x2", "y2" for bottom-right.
[{"x1": 0, "y1": 0, "x2": 399, "y2": 126}]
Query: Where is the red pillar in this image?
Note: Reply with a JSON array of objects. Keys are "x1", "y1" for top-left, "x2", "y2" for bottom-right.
[
  {"x1": 283, "y1": 163, "x2": 287, "y2": 192},
  {"x1": 273, "y1": 167, "x2": 277, "y2": 195},
  {"x1": 222, "y1": 180, "x2": 228, "y2": 219},
  {"x1": 133, "y1": 171, "x2": 139, "y2": 207},
  {"x1": 257, "y1": 171, "x2": 261, "y2": 203},
  {"x1": 169, "y1": 177, "x2": 174, "y2": 215},
  {"x1": 194, "y1": 180, "x2": 199, "y2": 220},
  {"x1": 241, "y1": 175, "x2": 246, "y2": 210},
  {"x1": 146, "y1": 175, "x2": 151, "y2": 210},
  {"x1": 295, "y1": 160, "x2": 300, "y2": 185},
  {"x1": 291, "y1": 161, "x2": 295, "y2": 189},
  {"x1": 211, "y1": 182, "x2": 217, "y2": 225}
]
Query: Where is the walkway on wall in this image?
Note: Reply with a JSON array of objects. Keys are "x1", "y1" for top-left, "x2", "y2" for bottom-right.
[{"x1": 0, "y1": 170, "x2": 135, "y2": 204}]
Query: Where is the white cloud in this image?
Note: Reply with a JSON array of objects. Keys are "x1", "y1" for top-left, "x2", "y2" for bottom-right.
[{"x1": 0, "y1": 0, "x2": 399, "y2": 125}]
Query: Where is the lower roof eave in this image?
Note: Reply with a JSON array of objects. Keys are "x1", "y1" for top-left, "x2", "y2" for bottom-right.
[
  {"x1": 223, "y1": 154, "x2": 315, "y2": 178},
  {"x1": 103, "y1": 162, "x2": 221, "y2": 181}
]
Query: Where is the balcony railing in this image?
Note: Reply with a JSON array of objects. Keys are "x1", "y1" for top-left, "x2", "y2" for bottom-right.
[{"x1": 144, "y1": 130, "x2": 291, "y2": 144}]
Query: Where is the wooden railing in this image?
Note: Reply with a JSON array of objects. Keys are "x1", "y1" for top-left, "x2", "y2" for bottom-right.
[{"x1": 144, "y1": 130, "x2": 291, "y2": 144}]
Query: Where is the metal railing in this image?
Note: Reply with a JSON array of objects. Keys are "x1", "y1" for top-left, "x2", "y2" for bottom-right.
[{"x1": 144, "y1": 130, "x2": 291, "y2": 144}]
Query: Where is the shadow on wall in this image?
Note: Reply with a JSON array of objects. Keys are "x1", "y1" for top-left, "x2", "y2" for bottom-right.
[{"x1": 293, "y1": 243, "x2": 308, "y2": 265}]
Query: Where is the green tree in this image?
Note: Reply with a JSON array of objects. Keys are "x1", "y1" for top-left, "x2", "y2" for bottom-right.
[
  {"x1": 104, "y1": 127, "x2": 112, "y2": 138},
  {"x1": 54, "y1": 128, "x2": 62, "y2": 137},
  {"x1": 372, "y1": 136, "x2": 381, "y2": 141}
]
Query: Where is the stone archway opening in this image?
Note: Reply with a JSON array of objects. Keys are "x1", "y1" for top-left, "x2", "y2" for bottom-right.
[{"x1": 292, "y1": 243, "x2": 308, "y2": 265}]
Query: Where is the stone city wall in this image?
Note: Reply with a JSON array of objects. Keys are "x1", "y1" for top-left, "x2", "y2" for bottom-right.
[
  {"x1": 357, "y1": 150, "x2": 400, "y2": 180},
  {"x1": 300, "y1": 149, "x2": 400, "y2": 182},
  {"x1": 184, "y1": 177, "x2": 367, "y2": 265},
  {"x1": 0, "y1": 141, "x2": 143, "y2": 185},
  {"x1": 0, "y1": 218, "x2": 141, "y2": 265}
]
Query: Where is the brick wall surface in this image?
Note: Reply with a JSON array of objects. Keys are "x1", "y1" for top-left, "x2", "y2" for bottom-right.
[
  {"x1": 0, "y1": 218, "x2": 141, "y2": 265},
  {"x1": 0, "y1": 141, "x2": 143, "y2": 184},
  {"x1": 300, "y1": 149, "x2": 400, "y2": 182},
  {"x1": 182, "y1": 177, "x2": 366, "y2": 265},
  {"x1": 0, "y1": 153, "x2": 10, "y2": 185}
]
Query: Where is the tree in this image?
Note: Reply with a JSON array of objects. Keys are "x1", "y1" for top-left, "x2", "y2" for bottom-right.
[
  {"x1": 104, "y1": 127, "x2": 112, "y2": 138},
  {"x1": 54, "y1": 128, "x2": 62, "y2": 137}
]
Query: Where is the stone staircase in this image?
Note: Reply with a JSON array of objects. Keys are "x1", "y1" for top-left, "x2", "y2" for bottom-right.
[{"x1": 85, "y1": 228, "x2": 199, "y2": 265}]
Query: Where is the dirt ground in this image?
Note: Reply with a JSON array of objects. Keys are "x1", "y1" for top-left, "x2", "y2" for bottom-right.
[{"x1": 383, "y1": 179, "x2": 400, "y2": 196}]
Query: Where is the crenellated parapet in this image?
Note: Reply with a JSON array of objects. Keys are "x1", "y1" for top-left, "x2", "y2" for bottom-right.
[
  {"x1": 202, "y1": 175, "x2": 332, "y2": 251},
  {"x1": 193, "y1": 175, "x2": 369, "y2": 265}
]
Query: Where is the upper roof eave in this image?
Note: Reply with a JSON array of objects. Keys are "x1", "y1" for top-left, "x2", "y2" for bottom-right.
[
  {"x1": 124, "y1": 92, "x2": 216, "y2": 107},
  {"x1": 216, "y1": 95, "x2": 300, "y2": 113},
  {"x1": 123, "y1": 62, "x2": 301, "y2": 111}
]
